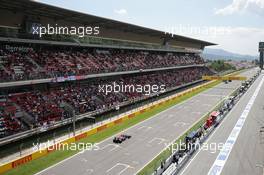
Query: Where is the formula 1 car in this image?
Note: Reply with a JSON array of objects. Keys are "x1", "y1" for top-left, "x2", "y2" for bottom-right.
[{"x1": 113, "y1": 134, "x2": 131, "y2": 144}]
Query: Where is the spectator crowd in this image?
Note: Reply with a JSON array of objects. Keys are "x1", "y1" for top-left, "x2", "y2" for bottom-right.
[
  {"x1": 0, "y1": 47, "x2": 205, "y2": 82},
  {"x1": 0, "y1": 67, "x2": 212, "y2": 137}
]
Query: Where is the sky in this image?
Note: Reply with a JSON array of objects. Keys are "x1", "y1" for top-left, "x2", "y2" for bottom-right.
[{"x1": 37, "y1": 0, "x2": 264, "y2": 56}]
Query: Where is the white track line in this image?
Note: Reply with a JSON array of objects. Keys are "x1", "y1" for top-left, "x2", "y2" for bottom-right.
[
  {"x1": 208, "y1": 75, "x2": 264, "y2": 175},
  {"x1": 179, "y1": 74, "x2": 261, "y2": 175}
]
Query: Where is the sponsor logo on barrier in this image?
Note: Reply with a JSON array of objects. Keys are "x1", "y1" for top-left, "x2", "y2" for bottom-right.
[
  {"x1": 140, "y1": 109, "x2": 145, "y2": 113},
  {"x1": 128, "y1": 113, "x2": 135, "y2": 118},
  {"x1": 150, "y1": 106, "x2": 155, "y2": 109},
  {"x1": 97, "y1": 124, "x2": 107, "y2": 132},
  {"x1": 12, "y1": 155, "x2": 32, "y2": 168},
  {"x1": 114, "y1": 118, "x2": 123, "y2": 124},
  {"x1": 75, "y1": 133, "x2": 88, "y2": 142}
]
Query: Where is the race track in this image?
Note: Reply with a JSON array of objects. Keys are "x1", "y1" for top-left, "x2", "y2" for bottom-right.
[{"x1": 36, "y1": 68, "x2": 259, "y2": 175}]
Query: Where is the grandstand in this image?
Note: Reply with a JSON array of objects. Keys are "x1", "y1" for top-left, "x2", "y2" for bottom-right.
[
  {"x1": 0, "y1": 0, "x2": 216, "y2": 142},
  {"x1": 0, "y1": 1, "x2": 224, "y2": 175}
]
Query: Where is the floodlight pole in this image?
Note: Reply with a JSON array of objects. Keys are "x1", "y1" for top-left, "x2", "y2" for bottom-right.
[
  {"x1": 72, "y1": 110, "x2": 76, "y2": 136},
  {"x1": 259, "y1": 42, "x2": 264, "y2": 70},
  {"x1": 260, "y1": 51, "x2": 263, "y2": 70}
]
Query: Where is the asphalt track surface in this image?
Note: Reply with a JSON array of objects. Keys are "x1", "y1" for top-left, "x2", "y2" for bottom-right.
[
  {"x1": 180, "y1": 69, "x2": 264, "y2": 175},
  {"x1": 36, "y1": 69, "x2": 258, "y2": 175}
]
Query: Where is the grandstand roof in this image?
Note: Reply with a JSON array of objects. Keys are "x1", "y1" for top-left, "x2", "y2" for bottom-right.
[{"x1": 0, "y1": 0, "x2": 216, "y2": 49}]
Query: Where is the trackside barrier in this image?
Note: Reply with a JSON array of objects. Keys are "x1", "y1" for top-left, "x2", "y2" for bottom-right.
[{"x1": 0, "y1": 79, "x2": 223, "y2": 174}]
